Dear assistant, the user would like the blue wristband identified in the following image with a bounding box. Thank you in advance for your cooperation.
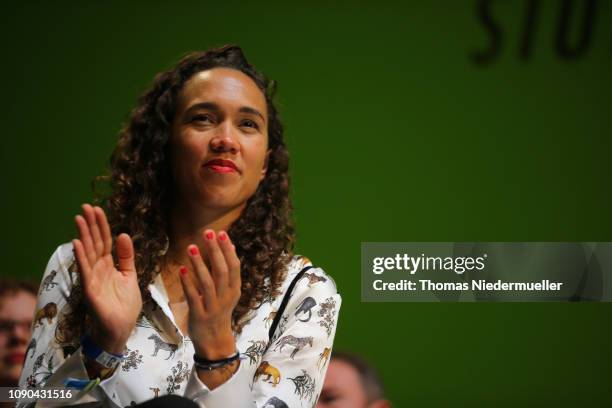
[81,334,124,369]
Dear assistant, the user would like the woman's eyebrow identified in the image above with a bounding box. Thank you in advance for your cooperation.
[185,101,219,114]
[184,102,265,123]
[239,106,266,122]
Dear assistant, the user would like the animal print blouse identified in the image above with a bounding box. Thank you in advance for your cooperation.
[19,243,341,408]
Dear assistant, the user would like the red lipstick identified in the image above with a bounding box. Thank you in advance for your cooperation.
[203,158,238,173]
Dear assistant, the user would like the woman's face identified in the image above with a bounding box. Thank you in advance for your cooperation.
[170,67,269,213]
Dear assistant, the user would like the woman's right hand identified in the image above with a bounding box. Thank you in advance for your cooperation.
[72,204,142,355]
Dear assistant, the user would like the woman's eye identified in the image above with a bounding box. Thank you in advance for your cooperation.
[192,114,213,123]
[241,119,259,130]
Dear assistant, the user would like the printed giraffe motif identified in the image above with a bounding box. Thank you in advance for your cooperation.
[294,297,317,322]
[262,396,289,408]
[254,361,281,387]
[263,309,277,328]
[299,271,327,288]
[147,334,178,359]
[317,347,331,370]
[40,270,59,292]
[289,369,316,402]
[274,335,313,359]
[149,387,160,398]
[34,302,57,327]
[317,297,337,337]
[244,340,268,365]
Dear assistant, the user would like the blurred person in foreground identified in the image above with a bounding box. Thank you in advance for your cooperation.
[317,351,391,408]
[0,279,37,388]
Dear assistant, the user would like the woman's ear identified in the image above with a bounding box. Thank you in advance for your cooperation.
[260,149,271,181]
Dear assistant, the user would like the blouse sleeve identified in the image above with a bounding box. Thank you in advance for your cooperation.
[18,244,122,407]
[252,267,341,408]
[183,266,341,408]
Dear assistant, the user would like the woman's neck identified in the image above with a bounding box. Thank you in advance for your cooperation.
[165,201,246,268]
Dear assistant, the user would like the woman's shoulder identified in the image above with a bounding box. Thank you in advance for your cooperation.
[277,254,339,301]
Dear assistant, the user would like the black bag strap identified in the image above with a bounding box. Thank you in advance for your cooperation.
[268,265,314,341]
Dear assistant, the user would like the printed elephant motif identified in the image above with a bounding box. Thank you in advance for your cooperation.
[294,297,316,322]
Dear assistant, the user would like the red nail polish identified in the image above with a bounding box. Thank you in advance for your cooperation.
[219,231,227,241]
[205,231,214,240]
[179,266,188,275]
[189,246,199,256]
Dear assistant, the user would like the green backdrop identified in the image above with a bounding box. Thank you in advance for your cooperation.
[2,1,611,406]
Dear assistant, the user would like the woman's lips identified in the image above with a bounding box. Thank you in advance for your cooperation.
[203,158,239,173]
[204,164,237,173]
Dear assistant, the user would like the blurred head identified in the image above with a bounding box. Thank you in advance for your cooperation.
[0,280,37,386]
[317,351,391,408]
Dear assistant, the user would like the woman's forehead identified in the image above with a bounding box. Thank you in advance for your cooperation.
[178,68,267,114]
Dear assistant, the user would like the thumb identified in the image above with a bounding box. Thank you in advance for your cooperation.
[116,233,136,275]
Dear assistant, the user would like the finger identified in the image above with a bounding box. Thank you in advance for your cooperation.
[75,214,96,266]
[73,239,93,297]
[83,204,104,257]
[94,206,112,256]
[187,245,215,311]
[116,233,136,275]
[203,230,229,295]
[218,231,241,290]
[179,265,204,316]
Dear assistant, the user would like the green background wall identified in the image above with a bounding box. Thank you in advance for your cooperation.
[2,1,611,406]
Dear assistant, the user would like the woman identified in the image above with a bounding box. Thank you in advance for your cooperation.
[20,45,340,408]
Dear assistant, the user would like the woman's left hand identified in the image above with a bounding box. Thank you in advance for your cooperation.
[179,229,241,361]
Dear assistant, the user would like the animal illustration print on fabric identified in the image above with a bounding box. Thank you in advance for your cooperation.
[289,369,316,402]
[317,347,331,371]
[296,256,312,268]
[122,348,144,372]
[244,340,268,365]
[317,297,337,337]
[148,334,178,359]
[166,360,190,394]
[254,361,281,387]
[262,396,289,408]
[34,302,57,327]
[271,315,290,343]
[273,335,313,359]
[40,270,58,292]
[25,338,36,359]
[25,354,54,389]
[136,313,163,333]
[294,297,316,322]
[264,310,277,328]
[299,271,327,288]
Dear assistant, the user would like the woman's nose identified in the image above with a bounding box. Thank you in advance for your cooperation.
[210,122,240,154]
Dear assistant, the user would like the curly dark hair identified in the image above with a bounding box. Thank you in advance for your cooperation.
[57,44,294,346]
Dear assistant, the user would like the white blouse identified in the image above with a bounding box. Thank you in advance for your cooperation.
[19,243,341,408]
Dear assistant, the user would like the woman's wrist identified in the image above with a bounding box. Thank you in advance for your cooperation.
[193,330,236,360]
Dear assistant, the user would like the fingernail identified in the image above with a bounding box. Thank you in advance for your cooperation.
[189,245,199,256]
[205,231,214,240]
[219,231,227,241]
[179,266,188,276]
